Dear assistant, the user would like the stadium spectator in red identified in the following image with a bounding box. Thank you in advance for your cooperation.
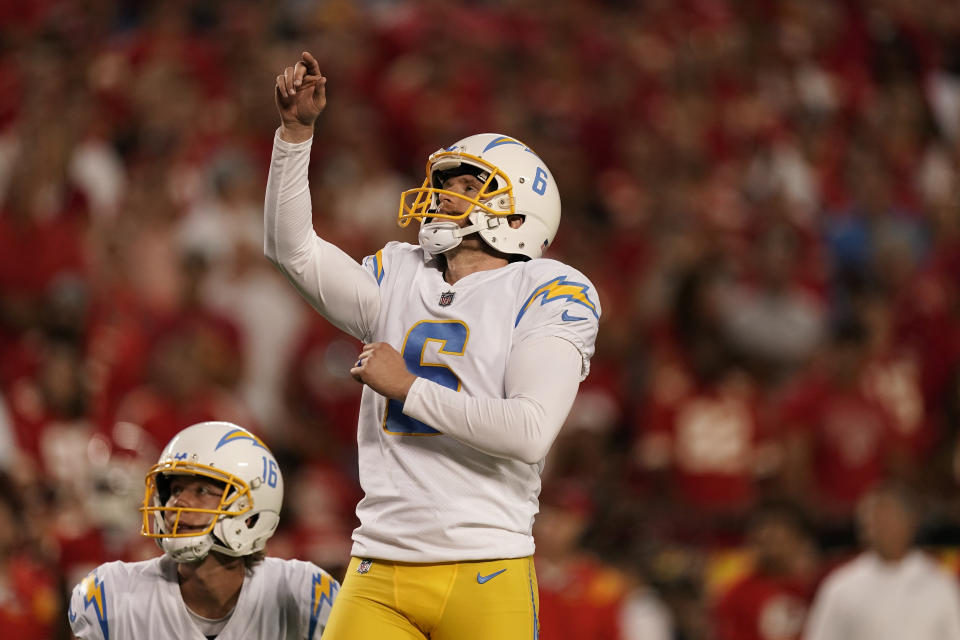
[857,287,936,460]
[0,135,88,368]
[777,318,910,537]
[0,474,62,638]
[633,261,777,541]
[111,315,252,453]
[713,501,820,640]
[535,482,629,640]
[5,337,89,470]
[283,316,363,466]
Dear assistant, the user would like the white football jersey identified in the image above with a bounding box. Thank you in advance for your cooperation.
[68,555,339,640]
[353,241,600,562]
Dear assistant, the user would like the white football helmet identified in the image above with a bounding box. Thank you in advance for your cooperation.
[398,133,561,260]
[140,421,283,563]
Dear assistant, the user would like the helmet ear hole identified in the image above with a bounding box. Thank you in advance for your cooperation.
[506,214,525,229]
[219,510,280,555]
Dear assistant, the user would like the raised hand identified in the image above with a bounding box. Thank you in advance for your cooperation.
[275,51,327,142]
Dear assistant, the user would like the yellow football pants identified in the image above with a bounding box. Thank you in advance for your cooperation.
[322,556,540,639]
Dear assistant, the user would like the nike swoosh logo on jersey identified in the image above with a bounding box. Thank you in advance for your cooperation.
[561,310,587,322]
[477,568,507,584]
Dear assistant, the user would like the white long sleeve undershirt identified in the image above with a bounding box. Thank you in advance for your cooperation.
[264,129,582,465]
[263,131,380,342]
[403,335,583,464]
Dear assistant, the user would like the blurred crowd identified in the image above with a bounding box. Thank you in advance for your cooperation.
[1,0,960,638]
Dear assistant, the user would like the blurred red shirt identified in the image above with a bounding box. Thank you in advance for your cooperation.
[778,375,902,513]
[639,361,770,515]
[0,555,60,640]
[538,557,627,640]
[714,572,815,640]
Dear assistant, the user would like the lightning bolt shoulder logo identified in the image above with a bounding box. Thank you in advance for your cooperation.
[365,249,385,286]
[80,571,109,640]
[308,572,339,640]
[515,276,599,327]
[214,429,268,451]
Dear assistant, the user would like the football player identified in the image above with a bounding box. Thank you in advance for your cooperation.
[68,421,339,639]
[266,52,601,639]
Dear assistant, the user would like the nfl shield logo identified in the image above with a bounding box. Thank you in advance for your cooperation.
[357,559,373,574]
[439,291,455,307]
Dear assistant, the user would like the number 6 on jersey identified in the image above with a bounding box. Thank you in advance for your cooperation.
[382,320,469,435]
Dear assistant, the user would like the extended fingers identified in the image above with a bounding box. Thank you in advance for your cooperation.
[276,66,297,98]
[301,51,321,76]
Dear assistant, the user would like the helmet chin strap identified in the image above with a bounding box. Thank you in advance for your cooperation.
[159,534,214,563]
[419,216,500,256]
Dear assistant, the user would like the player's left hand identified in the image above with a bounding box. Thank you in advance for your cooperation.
[351,342,417,401]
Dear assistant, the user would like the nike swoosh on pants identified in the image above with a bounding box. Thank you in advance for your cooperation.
[476,568,507,584]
